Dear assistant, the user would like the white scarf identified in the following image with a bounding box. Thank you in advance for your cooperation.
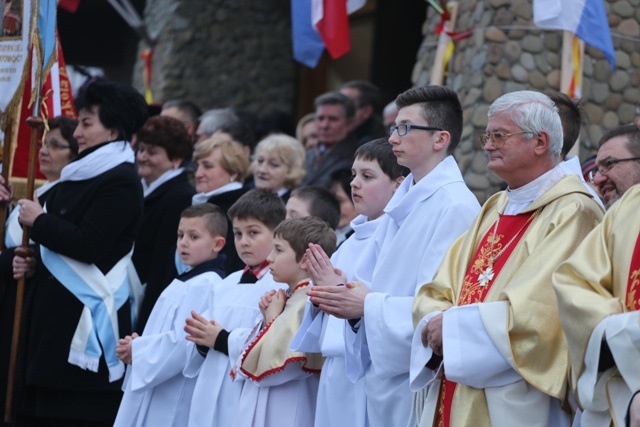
[61,140,134,182]
[191,181,242,205]
[141,167,184,198]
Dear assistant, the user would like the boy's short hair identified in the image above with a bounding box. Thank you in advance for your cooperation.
[181,204,228,238]
[290,187,340,230]
[395,85,463,154]
[274,217,337,263]
[355,138,409,180]
[330,169,352,202]
[227,189,286,230]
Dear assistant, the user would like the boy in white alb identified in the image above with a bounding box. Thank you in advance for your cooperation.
[182,189,288,427]
[114,204,227,427]
[229,217,336,427]
[291,138,409,427]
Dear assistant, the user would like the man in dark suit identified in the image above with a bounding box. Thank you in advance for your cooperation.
[302,92,357,189]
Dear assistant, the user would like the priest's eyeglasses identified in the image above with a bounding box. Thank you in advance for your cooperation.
[479,131,532,149]
[390,124,443,136]
[588,156,640,183]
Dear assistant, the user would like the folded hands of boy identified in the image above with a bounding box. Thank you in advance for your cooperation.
[185,311,223,348]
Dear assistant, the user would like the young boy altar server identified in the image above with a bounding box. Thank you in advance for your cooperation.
[114,203,227,427]
[291,138,408,427]
[232,216,336,427]
[182,189,287,427]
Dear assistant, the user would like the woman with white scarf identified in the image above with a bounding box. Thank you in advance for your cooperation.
[13,81,148,427]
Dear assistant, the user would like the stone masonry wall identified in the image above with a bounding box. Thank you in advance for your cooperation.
[413,0,640,202]
[133,0,295,114]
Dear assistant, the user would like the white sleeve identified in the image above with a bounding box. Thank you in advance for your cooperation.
[442,301,522,389]
[605,311,640,392]
[290,300,324,353]
[363,292,415,379]
[130,327,190,391]
[182,307,212,378]
[130,285,209,391]
[344,318,370,383]
[578,311,640,413]
[409,312,440,392]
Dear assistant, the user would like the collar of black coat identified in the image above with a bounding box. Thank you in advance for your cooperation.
[177,254,227,282]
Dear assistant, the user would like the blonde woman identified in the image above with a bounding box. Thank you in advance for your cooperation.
[251,133,306,203]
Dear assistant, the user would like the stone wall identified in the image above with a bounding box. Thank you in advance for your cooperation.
[413,0,640,202]
[132,0,295,114]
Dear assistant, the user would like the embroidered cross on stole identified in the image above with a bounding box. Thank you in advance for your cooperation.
[626,231,640,311]
[435,211,536,427]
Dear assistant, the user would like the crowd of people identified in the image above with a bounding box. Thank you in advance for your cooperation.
[0,77,639,427]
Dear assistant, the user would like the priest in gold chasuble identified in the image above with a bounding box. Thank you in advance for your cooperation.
[410,91,604,427]
[554,183,640,427]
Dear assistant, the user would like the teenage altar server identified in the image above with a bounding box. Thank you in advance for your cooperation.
[307,85,480,427]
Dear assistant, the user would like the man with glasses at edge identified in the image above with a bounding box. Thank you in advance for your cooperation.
[410,91,603,427]
[307,85,480,427]
[589,124,640,209]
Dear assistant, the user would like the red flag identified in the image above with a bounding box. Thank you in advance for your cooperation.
[58,0,82,13]
[314,0,350,59]
[12,36,75,183]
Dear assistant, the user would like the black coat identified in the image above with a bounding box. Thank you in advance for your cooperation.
[302,136,358,189]
[22,146,143,422]
[207,187,248,274]
[135,172,194,332]
[0,190,56,422]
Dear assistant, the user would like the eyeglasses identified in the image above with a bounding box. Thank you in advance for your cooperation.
[479,131,532,149]
[41,140,71,150]
[389,124,443,136]
[588,156,640,183]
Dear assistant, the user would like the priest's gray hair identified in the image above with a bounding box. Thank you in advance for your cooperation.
[488,91,563,159]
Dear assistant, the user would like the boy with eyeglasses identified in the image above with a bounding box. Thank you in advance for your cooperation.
[306,85,479,427]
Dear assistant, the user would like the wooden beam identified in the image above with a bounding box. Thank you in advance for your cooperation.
[560,30,584,157]
[430,2,459,86]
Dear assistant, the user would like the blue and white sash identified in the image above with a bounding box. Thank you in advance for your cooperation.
[40,246,132,381]
[38,141,137,381]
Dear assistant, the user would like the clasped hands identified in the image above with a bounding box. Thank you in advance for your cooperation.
[304,243,369,320]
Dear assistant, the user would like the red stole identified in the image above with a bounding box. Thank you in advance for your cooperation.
[436,212,536,427]
[626,231,640,311]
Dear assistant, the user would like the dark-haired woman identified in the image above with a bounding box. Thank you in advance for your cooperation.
[14,81,148,426]
[133,115,195,332]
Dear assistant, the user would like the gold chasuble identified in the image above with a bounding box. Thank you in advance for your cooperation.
[413,175,603,427]
[554,184,640,416]
[436,211,538,427]
[236,281,324,381]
